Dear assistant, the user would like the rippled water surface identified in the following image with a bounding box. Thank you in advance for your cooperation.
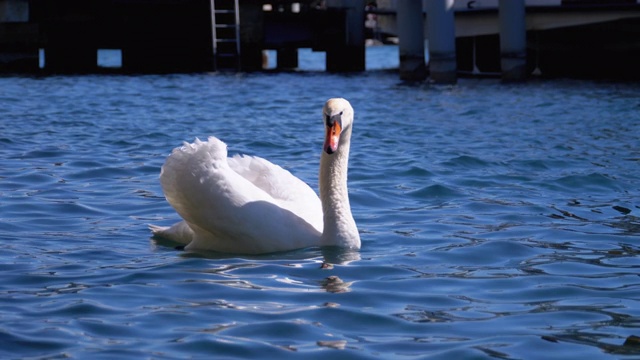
[2,57,640,359]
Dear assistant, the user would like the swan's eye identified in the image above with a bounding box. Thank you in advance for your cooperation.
[325,112,343,128]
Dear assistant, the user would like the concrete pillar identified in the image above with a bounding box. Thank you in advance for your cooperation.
[425,0,457,84]
[499,0,527,81]
[397,0,426,81]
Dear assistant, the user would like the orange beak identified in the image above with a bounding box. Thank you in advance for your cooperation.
[324,118,342,154]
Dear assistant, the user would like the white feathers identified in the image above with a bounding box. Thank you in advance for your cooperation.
[151,99,360,254]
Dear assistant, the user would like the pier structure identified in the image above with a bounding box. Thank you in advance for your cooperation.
[376,0,640,81]
[413,0,529,83]
[260,0,366,72]
[1,0,640,80]
[0,0,367,73]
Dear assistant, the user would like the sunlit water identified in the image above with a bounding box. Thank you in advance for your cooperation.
[1,47,640,359]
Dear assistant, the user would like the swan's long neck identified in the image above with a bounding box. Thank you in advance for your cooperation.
[319,127,360,248]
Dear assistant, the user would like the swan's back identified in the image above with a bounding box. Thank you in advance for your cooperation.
[158,137,322,253]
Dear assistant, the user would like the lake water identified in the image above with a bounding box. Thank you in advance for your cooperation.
[1,46,640,359]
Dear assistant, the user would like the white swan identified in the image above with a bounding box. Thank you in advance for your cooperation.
[150,98,360,254]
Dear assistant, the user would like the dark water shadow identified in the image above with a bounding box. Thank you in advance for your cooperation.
[151,236,360,265]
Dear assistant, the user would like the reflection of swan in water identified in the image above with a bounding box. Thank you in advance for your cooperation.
[150,98,360,255]
[321,275,352,293]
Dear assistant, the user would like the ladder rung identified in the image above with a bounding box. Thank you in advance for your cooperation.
[212,0,240,70]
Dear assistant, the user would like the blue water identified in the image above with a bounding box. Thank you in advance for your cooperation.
[1,48,640,359]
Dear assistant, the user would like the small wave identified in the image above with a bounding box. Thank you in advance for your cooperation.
[407,184,464,199]
[548,172,623,192]
[440,155,491,168]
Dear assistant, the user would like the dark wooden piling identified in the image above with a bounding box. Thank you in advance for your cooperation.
[27,0,215,73]
[31,0,99,73]
[277,47,298,70]
[0,0,39,72]
[117,0,213,73]
[238,1,264,71]
[325,0,365,72]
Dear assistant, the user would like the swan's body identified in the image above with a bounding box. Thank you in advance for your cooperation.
[150,98,360,254]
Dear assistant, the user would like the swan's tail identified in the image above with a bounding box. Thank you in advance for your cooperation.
[148,224,169,236]
[148,221,194,245]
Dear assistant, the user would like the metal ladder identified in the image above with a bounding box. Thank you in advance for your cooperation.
[210,0,241,70]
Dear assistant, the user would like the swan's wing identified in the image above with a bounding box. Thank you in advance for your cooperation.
[227,154,323,231]
[158,137,322,253]
[160,137,273,225]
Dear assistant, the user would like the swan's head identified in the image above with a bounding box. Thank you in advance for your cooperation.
[323,98,354,155]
